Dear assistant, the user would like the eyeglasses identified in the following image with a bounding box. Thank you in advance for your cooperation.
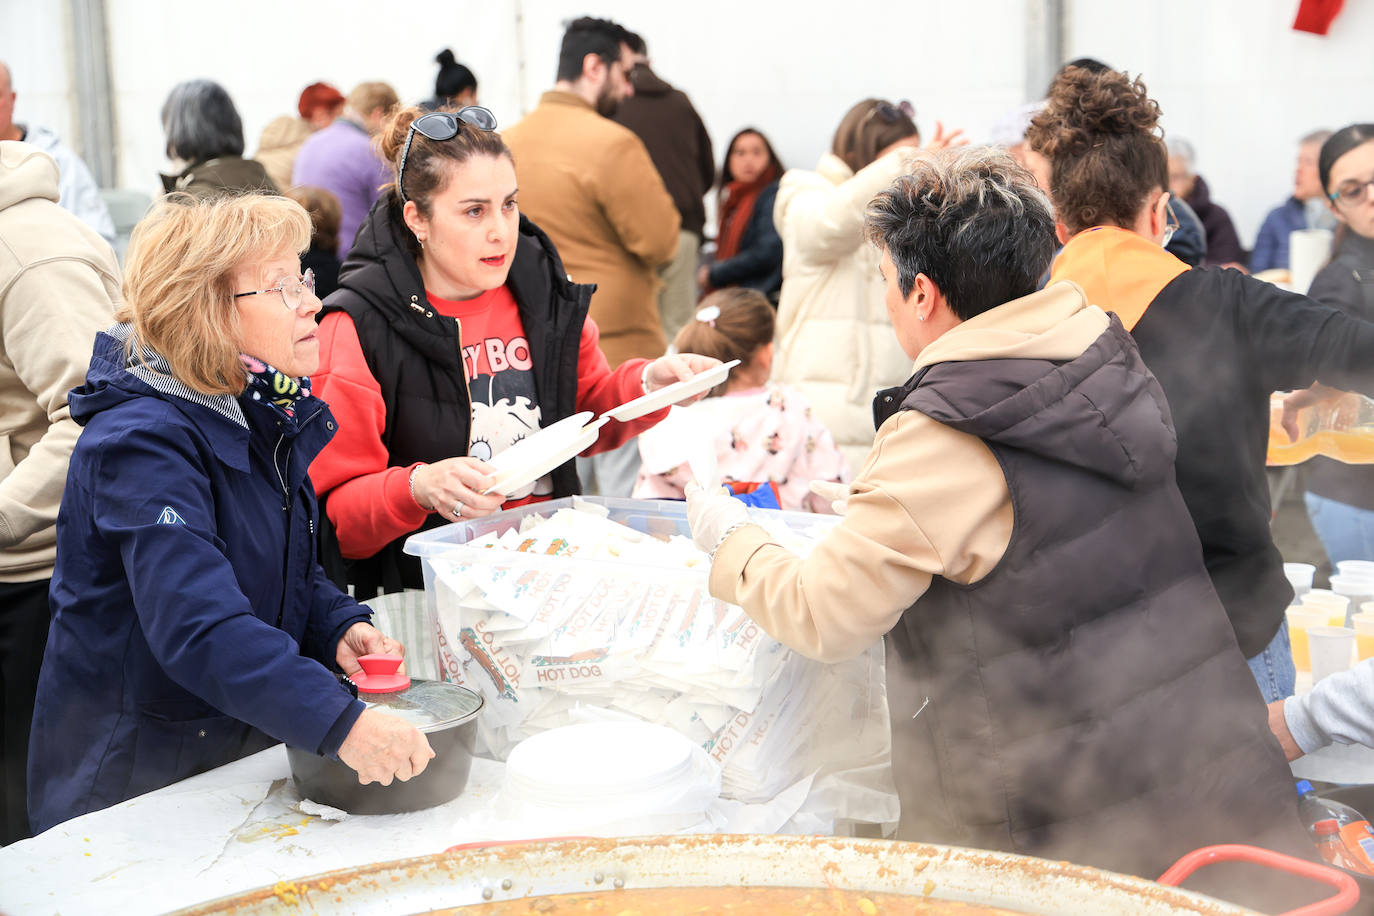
[1329,176,1374,207]
[860,99,916,129]
[233,269,316,311]
[1162,200,1181,248]
[397,107,498,203]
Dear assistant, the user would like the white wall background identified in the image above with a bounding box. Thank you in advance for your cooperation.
[3,0,1371,248]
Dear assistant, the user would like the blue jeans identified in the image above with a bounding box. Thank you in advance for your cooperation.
[1304,491,1374,568]
[1246,618,1296,703]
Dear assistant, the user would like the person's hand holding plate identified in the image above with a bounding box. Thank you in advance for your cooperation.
[411,456,505,522]
[643,353,722,401]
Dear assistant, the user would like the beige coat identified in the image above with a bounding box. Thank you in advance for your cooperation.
[0,142,120,581]
[771,151,925,471]
[503,91,680,368]
[711,283,1108,661]
[254,115,313,192]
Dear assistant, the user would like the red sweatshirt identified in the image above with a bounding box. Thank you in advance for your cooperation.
[310,285,666,559]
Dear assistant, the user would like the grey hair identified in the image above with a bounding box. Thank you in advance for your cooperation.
[1300,129,1333,148]
[863,146,1057,321]
[161,79,244,164]
[1165,137,1196,172]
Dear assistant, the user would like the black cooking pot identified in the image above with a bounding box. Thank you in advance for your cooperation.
[286,655,484,815]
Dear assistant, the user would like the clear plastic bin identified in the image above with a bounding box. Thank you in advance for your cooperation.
[401,496,898,829]
[403,496,839,682]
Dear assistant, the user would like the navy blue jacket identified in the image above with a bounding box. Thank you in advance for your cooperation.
[1251,197,1308,273]
[708,181,783,296]
[28,326,367,833]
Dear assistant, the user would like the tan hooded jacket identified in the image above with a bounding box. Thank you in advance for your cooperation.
[0,141,120,580]
[710,282,1108,660]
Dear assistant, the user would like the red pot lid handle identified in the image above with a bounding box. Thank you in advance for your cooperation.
[353,653,411,694]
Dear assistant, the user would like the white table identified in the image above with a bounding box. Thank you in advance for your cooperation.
[0,743,813,916]
[0,747,512,915]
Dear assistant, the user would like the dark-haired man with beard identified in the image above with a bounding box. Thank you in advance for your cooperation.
[503,16,681,498]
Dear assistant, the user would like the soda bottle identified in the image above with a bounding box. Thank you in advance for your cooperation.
[1295,779,1374,875]
[1314,818,1365,871]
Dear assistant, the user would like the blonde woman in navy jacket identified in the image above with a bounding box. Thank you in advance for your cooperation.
[28,194,431,833]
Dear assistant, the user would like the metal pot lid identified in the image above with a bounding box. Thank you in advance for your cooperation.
[359,678,483,732]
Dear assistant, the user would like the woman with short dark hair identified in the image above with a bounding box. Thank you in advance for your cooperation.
[160,79,277,196]
[685,148,1313,900]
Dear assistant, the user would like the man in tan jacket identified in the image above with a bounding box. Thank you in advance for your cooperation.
[503,16,681,496]
[0,142,118,843]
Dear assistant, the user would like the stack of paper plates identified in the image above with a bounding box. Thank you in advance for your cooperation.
[503,721,720,832]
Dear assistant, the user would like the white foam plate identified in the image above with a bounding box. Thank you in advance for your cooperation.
[505,721,698,799]
[482,412,609,497]
[601,359,741,423]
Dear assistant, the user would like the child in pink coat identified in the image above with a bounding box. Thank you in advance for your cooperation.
[634,289,849,512]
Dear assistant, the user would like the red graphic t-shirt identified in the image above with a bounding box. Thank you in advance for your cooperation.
[309,283,665,561]
[428,286,549,500]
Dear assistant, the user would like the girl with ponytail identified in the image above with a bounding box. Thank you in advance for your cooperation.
[633,288,848,511]
[1028,67,1374,703]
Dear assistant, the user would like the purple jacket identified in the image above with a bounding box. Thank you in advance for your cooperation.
[292,119,392,256]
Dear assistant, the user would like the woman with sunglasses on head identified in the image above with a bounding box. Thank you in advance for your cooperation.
[771,98,963,471]
[1028,70,1374,705]
[1295,125,1374,570]
[28,193,432,833]
[310,106,717,601]
[697,128,785,300]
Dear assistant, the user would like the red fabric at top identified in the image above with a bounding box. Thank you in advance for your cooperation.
[1293,0,1344,34]
[310,292,666,559]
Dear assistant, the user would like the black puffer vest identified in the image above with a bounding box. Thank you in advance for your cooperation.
[876,318,1310,883]
[318,195,593,597]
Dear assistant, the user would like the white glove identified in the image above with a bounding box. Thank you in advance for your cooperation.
[685,481,751,556]
[809,479,850,515]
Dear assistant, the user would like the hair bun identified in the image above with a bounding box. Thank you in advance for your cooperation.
[436,48,457,68]
[378,106,424,165]
[1028,67,1161,160]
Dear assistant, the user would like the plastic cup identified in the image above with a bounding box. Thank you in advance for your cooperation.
[1288,606,1330,672]
[1308,626,1356,684]
[1302,590,1352,626]
[1285,562,1316,598]
[1353,614,1374,662]
[1338,561,1374,579]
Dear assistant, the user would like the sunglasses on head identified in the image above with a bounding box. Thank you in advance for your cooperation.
[863,99,916,128]
[397,106,499,203]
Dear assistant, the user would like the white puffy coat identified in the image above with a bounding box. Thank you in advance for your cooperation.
[771,150,917,470]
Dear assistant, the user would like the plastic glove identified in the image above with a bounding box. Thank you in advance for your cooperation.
[809,479,849,515]
[685,481,751,556]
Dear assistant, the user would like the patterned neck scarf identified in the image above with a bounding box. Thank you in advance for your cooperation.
[239,355,312,431]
